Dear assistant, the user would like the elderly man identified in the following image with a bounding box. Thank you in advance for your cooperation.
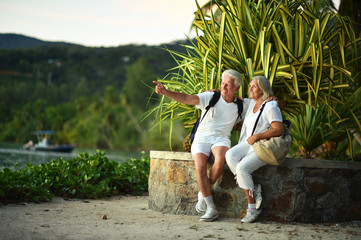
[153,69,247,221]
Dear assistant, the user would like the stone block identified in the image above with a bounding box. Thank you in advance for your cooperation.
[294,193,307,212]
[305,177,329,195]
[264,212,286,222]
[334,176,350,202]
[216,191,235,208]
[149,151,361,223]
[178,185,197,199]
[316,192,339,209]
[347,204,361,220]
[266,191,295,214]
[149,158,158,172]
[280,179,299,191]
[166,162,187,184]
[219,170,237,189]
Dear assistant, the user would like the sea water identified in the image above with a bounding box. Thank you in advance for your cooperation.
[0,142,143,170]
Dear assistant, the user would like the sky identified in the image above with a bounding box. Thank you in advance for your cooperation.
[0,0,340,47]
[0,0,208,47]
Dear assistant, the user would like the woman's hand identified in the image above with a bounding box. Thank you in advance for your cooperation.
[247,134,259,145]
[247,121,284,145]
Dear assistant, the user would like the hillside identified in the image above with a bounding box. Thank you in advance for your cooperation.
[0,33,79,50]
[0,33,191,150]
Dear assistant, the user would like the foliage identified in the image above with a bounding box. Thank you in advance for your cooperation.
[289,85,361,159]
[0,37,191,150]
[1,100,76,144]
[289,104,339,157]
[0,151,150,203]
[123,57,159,111]
[338,0,361,39]
[147,0,361,159]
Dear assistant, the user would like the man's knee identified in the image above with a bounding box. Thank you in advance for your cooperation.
[212,158,225,169]
[194,156,209,175]
[195,163,208,175]
[212,150,227,162]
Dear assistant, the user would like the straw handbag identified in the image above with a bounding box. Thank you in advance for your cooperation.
[251,102,293,165]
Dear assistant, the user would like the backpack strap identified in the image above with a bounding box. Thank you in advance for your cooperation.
[200,91,221,121]
[206,91,221,110]
[234,97,243,120]
[190,91,221,143]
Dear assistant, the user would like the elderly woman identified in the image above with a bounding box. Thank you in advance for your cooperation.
[225,76,284,223]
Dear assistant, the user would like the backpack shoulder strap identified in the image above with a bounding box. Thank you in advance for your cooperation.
[234,97,243,119]
[190,91,220,143]
[200,91,221,121]
[205,91,221,110]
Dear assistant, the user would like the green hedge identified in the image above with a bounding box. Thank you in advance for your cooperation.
[0,150,150,203]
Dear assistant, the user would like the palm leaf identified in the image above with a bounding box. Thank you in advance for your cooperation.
[146,0,359,157]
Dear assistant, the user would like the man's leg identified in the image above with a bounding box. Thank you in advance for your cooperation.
[194,152,219,221]
[197,146,228,222]
[194,146,228,198]
[209,146,229,185]
[194,153,212,197]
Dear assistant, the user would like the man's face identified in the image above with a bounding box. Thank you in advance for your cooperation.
[221,76,239,96]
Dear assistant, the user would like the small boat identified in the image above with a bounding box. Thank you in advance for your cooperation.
[34,144,74,153]
[23,130,74,153]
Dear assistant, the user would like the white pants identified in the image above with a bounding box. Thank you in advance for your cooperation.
[225,141,267,190]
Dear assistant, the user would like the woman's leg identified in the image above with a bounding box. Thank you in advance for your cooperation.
[225,142,250,175]
[235,151,267,223]
[235,151,266,195]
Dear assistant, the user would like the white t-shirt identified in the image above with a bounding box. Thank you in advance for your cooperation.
[238,99,282,142]
[194,92,250,144]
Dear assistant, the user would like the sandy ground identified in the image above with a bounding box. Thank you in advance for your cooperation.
[0,195,360,240]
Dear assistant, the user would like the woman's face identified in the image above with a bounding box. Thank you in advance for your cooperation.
[248,79,263,100]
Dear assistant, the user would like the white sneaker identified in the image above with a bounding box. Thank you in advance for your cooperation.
[255,184,262,209]
[195,192,206,214]
[241,209,262,223]
[200,208,219,222]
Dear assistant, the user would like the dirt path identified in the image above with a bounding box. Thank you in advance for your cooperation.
[0,195,360,240]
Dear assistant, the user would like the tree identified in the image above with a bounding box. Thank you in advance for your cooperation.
[149,0,361,159]
[123,57,157,112]
[339,0,361,38]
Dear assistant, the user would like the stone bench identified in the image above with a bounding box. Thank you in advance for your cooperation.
[148,150,361,223]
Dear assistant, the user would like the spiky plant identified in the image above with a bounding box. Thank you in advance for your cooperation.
[146,0,360,156]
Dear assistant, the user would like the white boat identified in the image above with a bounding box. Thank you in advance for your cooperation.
[23,130,74,153]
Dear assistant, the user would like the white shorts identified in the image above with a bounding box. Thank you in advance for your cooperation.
[191,139,230,158]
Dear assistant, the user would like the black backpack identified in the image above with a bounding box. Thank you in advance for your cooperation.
[190,91,243,143]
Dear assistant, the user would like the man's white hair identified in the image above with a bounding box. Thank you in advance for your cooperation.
[222,69,242,87]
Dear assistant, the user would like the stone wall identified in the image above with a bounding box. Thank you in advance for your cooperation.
[148,151,361,223]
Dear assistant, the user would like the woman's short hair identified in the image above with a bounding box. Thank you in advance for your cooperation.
[252,75,273,100]
[222,69,242,87]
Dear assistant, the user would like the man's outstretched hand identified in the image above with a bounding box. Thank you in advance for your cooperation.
[153,81,167,95]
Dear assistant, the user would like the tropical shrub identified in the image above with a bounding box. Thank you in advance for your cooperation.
[0,151,150,203]
[289,85,361,159]
[148,0,361,159]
